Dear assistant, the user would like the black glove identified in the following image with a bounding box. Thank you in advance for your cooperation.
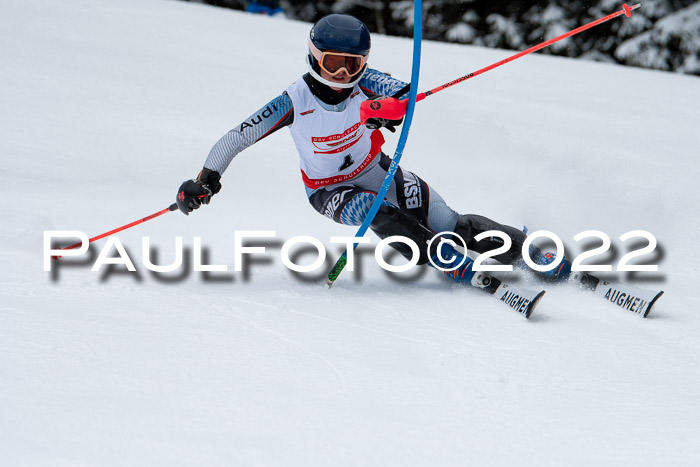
[176,168,222,215]
[365,116,404,132]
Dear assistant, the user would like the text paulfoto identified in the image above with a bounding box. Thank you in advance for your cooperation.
[44,230,660,274]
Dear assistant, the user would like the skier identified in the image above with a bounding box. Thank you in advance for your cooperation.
[175,13,571,286]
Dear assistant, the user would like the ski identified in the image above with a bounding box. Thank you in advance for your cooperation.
[569,271,664,318]
[429,240,545,319]
[472,272,545,319]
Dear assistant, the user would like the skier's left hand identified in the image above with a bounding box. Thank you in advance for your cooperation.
[361,96,406,132]
[365,116,404,133]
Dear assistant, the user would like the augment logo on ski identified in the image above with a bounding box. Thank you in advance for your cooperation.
[603,287,647,313]
[500,290,531,314]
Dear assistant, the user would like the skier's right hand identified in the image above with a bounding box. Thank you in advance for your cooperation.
[176,168,222,215]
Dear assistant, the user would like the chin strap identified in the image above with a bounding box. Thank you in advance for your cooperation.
[305,55,366,89]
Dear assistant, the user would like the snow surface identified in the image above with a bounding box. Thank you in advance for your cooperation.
[2,0,700,465]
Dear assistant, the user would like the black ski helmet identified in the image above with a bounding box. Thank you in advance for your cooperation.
[307,14,371,88]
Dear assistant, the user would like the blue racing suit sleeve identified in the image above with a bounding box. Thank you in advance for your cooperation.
[204,92,294,174]
[358,68,409,98]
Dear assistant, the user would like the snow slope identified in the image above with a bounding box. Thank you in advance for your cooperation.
[1,0,699,465]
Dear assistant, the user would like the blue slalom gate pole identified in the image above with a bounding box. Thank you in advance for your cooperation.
[325,1,423,287]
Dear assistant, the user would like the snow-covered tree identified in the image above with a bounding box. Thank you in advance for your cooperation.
[181,0,700,75]
[616,2,700,74]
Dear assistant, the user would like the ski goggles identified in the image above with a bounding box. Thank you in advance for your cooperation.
[309,40,368,77]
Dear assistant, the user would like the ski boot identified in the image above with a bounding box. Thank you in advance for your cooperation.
[429,241,495,290]
[521,247,572,283]
[568,270,601,291]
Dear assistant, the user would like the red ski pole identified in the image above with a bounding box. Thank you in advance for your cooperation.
[52,203,179,259]
[362,3,641,120]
